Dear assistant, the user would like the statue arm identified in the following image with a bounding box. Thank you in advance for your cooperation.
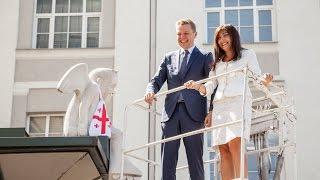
[78,85,100,136]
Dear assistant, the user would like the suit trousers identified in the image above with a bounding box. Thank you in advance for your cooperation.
[161,102,204,180]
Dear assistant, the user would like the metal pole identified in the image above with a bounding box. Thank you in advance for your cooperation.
[240,67,248,179]
[176,159,218,171]
[120,105,130,180]
[131,68,244,105]
[246,143,295,155]
[126,153,160,166]
[125,120,242,154]
[148,0,157,178]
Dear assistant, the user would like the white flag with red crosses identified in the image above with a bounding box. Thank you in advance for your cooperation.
[88,98,112,137]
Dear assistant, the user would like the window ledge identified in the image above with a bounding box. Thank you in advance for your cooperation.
[15,48,115,61]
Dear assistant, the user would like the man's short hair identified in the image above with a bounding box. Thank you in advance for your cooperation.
[176,19,197,33]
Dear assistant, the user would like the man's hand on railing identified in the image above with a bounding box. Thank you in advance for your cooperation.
[205,111,213,127]
[144,92,156,105]
[262,73,273,86]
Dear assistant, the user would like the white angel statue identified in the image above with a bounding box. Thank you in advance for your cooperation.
[57,63,142,179]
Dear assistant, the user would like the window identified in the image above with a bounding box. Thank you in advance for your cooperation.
[205,0,275,44]
[26,113,64,137]
[34,0,102,48]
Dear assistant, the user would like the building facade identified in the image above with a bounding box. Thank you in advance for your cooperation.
[0,0,320,179]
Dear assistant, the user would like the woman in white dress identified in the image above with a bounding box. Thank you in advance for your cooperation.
[184,24,273,180]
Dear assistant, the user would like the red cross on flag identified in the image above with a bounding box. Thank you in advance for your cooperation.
[89,98,112,137]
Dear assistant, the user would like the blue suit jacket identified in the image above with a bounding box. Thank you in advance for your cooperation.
[147,46,213,122]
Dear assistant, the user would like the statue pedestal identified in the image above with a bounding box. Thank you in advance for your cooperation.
[0,132,110,180]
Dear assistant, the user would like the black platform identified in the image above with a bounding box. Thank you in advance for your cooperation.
[0,129,110,180]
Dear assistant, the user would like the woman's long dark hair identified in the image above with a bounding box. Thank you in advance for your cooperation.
[212,24,244,70]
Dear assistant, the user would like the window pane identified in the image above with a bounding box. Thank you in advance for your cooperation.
[55,16,68,32]
[205,0,221,7]
[36,34,49,48]
[248,172,259,180]
[259,26,272,41]
[207,27,215,43]
[70,16,82,32]
[70,0,83,13]
[240,27,254,43]
[54,33,67,48]
[207,12,220,27]
[87,33,99,47]
[206,133,212,147]
[240,9,253,26]
[225,0,238,7]
[49,116,64,133]
[37,18,50,33]
[270,154,277,171]
[240,0,252,6]
[257,0,273,5]
[248,154,258,171]
[86,0,101,12]
[87,17,99,32]
[225,10,238,26]
[259,10,272,25]
[209,152,217,179]
[69,33,82,48]
[36,0,52,13]
[55,0,68,13]
[30,116,46,134]
[268,131,279,146]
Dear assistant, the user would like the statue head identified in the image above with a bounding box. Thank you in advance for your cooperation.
[89,68,118,101]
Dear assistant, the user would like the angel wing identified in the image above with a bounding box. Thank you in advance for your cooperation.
[57,63,90,136]
[57,63,89,94]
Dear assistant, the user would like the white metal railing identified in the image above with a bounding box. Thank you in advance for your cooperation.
[119,66,297,180]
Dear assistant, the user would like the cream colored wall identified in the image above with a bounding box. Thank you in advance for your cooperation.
[0,0,20,128]
[17,0,33,49]
[14,49,114,82]
[101,0,115,48]
[113,0,150,179]
[277,0,320,179]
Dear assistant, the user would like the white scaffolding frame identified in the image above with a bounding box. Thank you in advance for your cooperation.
[119,66,297,180]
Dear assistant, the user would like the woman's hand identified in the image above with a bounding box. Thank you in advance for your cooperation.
[184,80,200,90]
[204,111,213,127]
[262,73,273,86]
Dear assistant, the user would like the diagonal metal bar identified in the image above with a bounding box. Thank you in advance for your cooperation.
[126,153,160,166]
[57,152,89,180]
[124,120,242,154]
[131,68,244,105]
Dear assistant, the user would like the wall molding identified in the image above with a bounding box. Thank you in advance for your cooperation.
[14,81,58,96]
[15,48,114,61]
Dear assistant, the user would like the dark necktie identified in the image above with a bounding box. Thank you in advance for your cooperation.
[180,50,189,75]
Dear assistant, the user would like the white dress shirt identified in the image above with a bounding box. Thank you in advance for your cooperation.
[179,45,195,66]
[204,49,262,101]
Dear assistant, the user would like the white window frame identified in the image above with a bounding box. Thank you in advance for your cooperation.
[32,0,103,48]
[26,113,65,137]
[204,0,277,44]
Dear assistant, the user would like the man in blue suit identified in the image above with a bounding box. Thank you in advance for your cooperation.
[145,19,213,180]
